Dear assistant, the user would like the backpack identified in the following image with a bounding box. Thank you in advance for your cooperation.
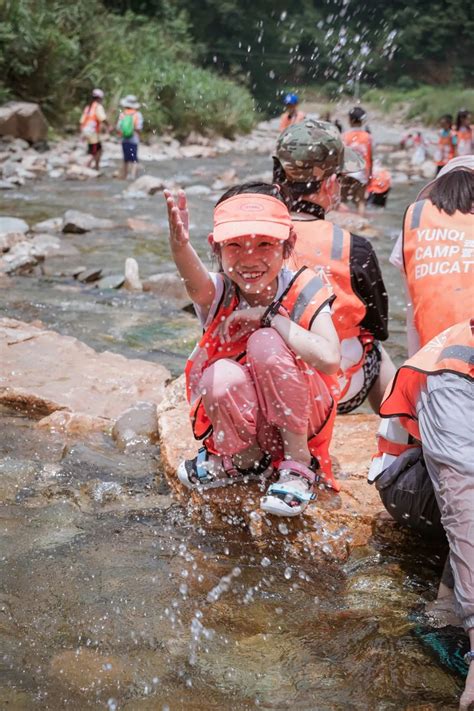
[119,113,135,139]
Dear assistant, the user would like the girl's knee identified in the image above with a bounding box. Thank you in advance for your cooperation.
[200,359,249,402]
[247,328,288,367]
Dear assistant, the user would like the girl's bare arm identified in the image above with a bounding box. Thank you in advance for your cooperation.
[271,311,341,374]
[163,189,215,309]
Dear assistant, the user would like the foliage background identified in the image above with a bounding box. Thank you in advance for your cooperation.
[0,0,472,136]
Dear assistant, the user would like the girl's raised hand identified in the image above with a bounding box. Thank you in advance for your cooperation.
[164,189,189,249]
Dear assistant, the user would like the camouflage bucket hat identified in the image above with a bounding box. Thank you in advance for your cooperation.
[275,118,365,182]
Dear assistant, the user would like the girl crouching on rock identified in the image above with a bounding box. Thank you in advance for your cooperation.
[164,183,341,517]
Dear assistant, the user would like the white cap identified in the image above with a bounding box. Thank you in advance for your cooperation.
[417,155,474,200]
[92,88,104,99]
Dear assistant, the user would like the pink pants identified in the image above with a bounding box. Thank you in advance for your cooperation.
[199,328,332,458]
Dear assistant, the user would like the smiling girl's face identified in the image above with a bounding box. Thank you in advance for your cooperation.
[219,234,285,303]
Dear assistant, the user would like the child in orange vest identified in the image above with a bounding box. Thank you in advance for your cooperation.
[341,106,373,216]
[455,109,473,157]
[164,183,341,517]
[434,114,457,174]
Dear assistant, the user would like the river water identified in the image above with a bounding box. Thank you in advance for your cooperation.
[0,142,464,709]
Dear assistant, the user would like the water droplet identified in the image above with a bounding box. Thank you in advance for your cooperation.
[284,567,293,580]
[261,557,271,568]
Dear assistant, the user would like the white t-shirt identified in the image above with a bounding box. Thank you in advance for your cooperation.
[195,267,330,328]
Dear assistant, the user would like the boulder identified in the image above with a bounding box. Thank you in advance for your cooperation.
[30,233,79,259]
[180,144,217,159]
[112,401,158,450]
[123,257,142,291]
[124,174,165,197]
[157,377,385,561]
[0,217,29,235]
[142,272,190,306]
[0,251,38,274]
[32,217,63,234]
[0,232,26,253]
[126,217,160,233]
[65,164,101,180]
[62,210,114,234]
[0,102,48,143]
[421,160,436,180]
[0,318,171,434]
[96,274,125,290]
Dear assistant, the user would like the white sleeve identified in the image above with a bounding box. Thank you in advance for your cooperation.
[193,273,224,328]
[390,232,404,271]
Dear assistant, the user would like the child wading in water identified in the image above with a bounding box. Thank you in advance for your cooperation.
[164,183,341,517]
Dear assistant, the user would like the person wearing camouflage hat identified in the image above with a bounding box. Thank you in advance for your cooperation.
[273,118,395,414]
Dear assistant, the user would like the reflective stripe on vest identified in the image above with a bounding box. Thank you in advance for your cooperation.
[402,200,474,347]
[379,319,474,442]
[289,220,366,340]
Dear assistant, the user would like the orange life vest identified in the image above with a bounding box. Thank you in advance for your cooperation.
[288,219,373,399]
[402,199,474,346]
[436,130,456,166]
[342,129,372,181]
[368,319,473,481]
[80,101,101,136]
[279,110,306,133]
[367,168,391,195]
[185,267,341,490]
[380,319,474,441]
[456,126,473,156]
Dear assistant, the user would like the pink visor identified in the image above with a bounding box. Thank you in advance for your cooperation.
[213,193,292,243]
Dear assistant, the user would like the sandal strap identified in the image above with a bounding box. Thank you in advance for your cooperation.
[221,455,240,479]
[266,481,316,504]
[278,459,317,484]
[195,447,213,482]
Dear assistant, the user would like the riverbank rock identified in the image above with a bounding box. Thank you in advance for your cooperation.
[142,272,191,307]
[0,318,171,434]
[0,216,29,235]
[157,377,385,561]
[66,164,101,180]
[62,210,114,234]
[112,401,158,450]
[0,102,48,143]
[124,174,165,196]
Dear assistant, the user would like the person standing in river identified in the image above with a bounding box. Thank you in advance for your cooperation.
[279,93,305,133]
[164,183,342,517]
[434,114,457,175]
[116,95,143,180]
[273,118,395,414]
[79,88,108,171]
[341,106,373,216]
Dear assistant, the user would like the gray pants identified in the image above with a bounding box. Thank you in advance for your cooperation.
[376,372,474,629]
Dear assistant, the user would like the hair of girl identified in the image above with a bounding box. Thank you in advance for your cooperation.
[429,169,474,216]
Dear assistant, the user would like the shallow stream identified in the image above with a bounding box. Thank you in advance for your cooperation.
[0,140,464,709]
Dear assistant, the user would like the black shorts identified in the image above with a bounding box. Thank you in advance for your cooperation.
[87,142,102,156]
[367,190,390,207]
[337,342,381,414]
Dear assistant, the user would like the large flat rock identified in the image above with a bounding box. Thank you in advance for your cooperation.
[157,375,385,560]
[0,319,171,433]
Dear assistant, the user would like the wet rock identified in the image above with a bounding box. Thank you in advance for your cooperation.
[157,378,385,561]
[49,648,135,693]
[180,144,217,159]
[77,267,102,283]
[0,101,48,143]
[124,174,165,196]
[142,272,190,306]
[123,257,142,291]
[185,184,212,196]
[0,232,26,252]
[32,216,63,233]
[65,164,101,180]
[421,160,436,180]
[62,210,114,233]
[0,179,14,189]
[212,168,238,191]
[83,479,124,504]
[0,318,171,433]
[30,233,79,259]
[112,401,158,450]
[0,250,38,274]
[0,216,29,234]
[392,172,409,184]
[126,217,160,233]
[96,274,125,290]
